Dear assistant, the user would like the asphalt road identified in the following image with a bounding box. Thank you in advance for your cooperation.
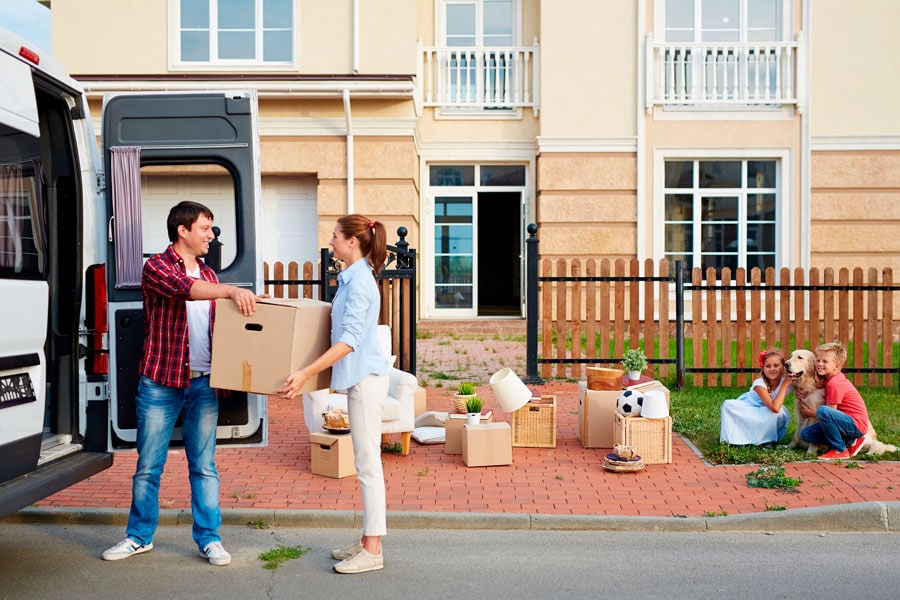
[1,522,898,599]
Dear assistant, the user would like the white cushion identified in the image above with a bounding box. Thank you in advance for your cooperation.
[412,426,445,444]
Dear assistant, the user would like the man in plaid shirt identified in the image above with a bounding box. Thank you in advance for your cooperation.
[103,201,262,566]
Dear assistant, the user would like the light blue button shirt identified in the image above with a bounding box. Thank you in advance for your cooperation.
[330,258,388,390]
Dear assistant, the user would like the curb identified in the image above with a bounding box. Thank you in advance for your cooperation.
[6,502,900,533]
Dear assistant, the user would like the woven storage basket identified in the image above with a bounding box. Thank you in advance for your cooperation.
[453,394,474,413]
[511,395,557,448]
[613,413,672,464]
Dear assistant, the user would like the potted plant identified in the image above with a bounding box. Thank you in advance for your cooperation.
[453,381,477,413]
[622,348,648,381]
[465,395,484,427]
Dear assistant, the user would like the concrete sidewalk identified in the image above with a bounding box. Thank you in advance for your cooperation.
[9,331,900,533]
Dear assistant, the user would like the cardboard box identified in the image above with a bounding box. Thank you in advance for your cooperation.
[414,386,427,418]
[577,381,619,449]
[444,410,493,455]
[309,432,356,478]
[462,422,512,467]
[210,298,332,395]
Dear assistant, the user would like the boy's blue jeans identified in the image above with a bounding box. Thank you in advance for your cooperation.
[800,405,863,452]
[126,376,221,550]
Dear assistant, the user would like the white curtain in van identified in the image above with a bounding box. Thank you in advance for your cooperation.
[0,163,24,271]
[111,146,142,288]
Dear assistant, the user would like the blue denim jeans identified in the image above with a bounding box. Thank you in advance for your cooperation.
[800,405,863,452]
[126,376,221,550]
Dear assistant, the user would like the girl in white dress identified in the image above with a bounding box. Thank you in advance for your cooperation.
[720,349,792,446]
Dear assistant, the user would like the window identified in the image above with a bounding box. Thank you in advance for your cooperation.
[663,159,777,276]
[659,0,788,104]
[441,0,516,110]
[0,125,45,279]
[176,0,293,66]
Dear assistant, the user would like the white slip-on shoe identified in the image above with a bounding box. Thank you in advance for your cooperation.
[333,548,383,574]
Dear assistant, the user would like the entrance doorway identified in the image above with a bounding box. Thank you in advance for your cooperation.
[477,191,521,315]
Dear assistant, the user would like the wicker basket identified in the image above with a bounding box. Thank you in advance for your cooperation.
[613,413,672,464]
[511,395,557,448]
[453,394,475,413]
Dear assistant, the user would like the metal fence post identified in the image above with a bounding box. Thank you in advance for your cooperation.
[524,223,544,384]
[675,260,685,390]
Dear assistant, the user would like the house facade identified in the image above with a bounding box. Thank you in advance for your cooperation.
[49,0,900,320]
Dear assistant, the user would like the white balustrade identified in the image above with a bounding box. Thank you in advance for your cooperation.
[418,39,540,115]
[647,39,799,111]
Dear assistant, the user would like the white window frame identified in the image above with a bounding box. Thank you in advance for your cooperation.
[652,148,792,277]
[655,0,790,44]
[168,0,298,71]
[433,0,523,119]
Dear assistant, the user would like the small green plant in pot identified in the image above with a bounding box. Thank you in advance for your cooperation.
[465,395,484,426]
[622,348,648,381]
[454,381,477,412]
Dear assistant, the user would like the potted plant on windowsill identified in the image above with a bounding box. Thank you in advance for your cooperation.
[622,348,648,382]
[465,395,484,427]
[453,381,477,413]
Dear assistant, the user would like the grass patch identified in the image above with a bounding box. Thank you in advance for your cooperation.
[259,545,309,570]
[745,466,802,492]
[668,382,900,465]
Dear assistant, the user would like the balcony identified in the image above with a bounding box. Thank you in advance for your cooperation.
[417,39,540,116]
[645,34,803,113]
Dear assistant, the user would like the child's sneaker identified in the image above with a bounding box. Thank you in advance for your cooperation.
[847,436,866,457]
[819,449,850,460]
[102,538,153,561]
[201,541,232,566]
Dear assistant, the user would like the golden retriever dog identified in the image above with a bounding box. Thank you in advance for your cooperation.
[784,349,897,456]
[784,349,825,454]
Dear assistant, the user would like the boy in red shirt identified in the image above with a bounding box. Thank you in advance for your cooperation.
[798,342,868,459]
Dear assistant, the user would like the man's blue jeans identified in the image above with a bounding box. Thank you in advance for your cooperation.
[126,376,221,550]
[800,405,863,452]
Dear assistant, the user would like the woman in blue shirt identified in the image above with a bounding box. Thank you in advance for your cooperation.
[278,214,389,574]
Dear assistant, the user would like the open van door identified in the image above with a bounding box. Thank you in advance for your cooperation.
[101,91,266,448]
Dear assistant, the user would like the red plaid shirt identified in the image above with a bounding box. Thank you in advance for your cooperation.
[139,245,217,388]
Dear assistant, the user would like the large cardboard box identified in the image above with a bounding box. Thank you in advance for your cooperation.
[462,422,512,467]
[577,381,619,449]
[309,432,356,478]
[210,298,332,395]
[444,410,493,455]
[414,386,427,418]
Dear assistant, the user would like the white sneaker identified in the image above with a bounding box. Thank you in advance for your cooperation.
[333,548,383,574]
[102,538,153,561]
[201,541,232,566]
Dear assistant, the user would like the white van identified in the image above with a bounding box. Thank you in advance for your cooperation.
[0,27,267,518]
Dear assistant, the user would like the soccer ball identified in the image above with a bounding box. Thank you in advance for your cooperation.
[616,389,644,417]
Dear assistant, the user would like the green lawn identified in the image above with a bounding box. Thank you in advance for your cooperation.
[665,381,900,465]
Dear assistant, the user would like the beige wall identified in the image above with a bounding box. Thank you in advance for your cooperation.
[538,0,636,138]
[810,151,900,270]
[53,0,417,76]
[811,0,900,137]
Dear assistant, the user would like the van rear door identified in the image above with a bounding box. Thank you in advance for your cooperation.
[101,91,266,448]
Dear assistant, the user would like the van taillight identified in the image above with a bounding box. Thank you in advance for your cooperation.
[85,264,108,375]
[18,46,40,65]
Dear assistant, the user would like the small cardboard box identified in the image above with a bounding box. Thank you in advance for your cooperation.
[577,381,619,449]
[309,432,356,478]
[462,422,512,467]
[210,298,332,395]
[414,386,427,418]
[444,410,493,455]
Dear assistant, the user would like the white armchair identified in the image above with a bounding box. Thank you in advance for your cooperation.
[302,325,418,455]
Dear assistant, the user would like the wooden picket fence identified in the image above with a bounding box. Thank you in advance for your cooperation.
[535,258,899,388]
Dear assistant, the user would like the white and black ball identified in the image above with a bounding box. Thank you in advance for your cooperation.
[616,389,644,417]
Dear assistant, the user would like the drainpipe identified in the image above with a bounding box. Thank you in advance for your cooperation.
[343,88,354,213]
[352,0,360,74]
